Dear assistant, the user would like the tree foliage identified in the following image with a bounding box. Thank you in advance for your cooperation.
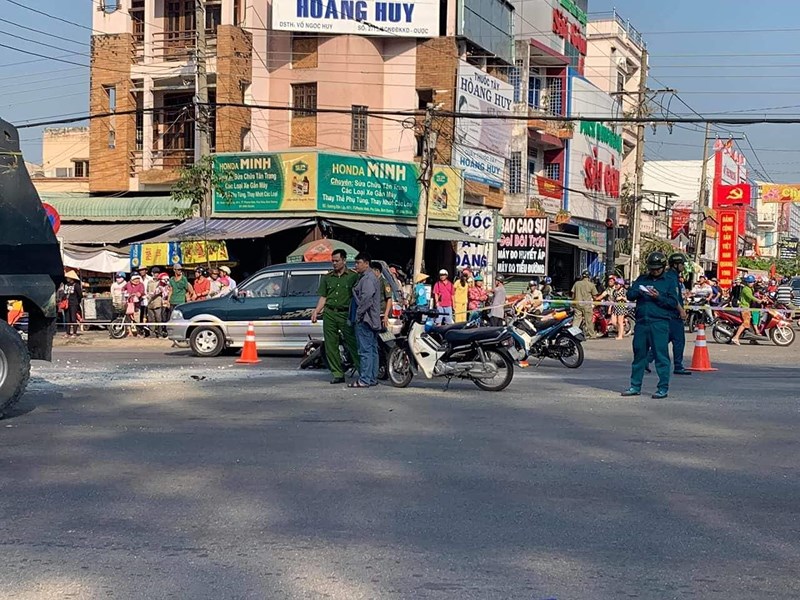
[171,155,233,219]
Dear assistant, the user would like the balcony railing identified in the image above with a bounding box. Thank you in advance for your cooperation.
[589,9,646,49]
[130,149,194,177]
[151,30,217,61]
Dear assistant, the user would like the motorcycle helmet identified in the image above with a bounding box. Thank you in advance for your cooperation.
[544,277,552,285]
[668,252,686,267]
[116,271,126,279]
[744,275,756,284]
[646,251,668,270]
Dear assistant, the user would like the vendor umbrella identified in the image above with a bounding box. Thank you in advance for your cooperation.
[287,239,359,263]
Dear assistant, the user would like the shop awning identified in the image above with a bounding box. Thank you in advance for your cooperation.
[327,219,485,243]
[40,193,193,221]
[142,218,314,242]
[63,245,130,273]
[550,233,605,254]
[58,222,172,244]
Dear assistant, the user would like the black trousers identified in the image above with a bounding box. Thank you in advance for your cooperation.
[66,304,79,335]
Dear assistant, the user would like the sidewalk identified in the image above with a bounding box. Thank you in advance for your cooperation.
[54,330,178,349]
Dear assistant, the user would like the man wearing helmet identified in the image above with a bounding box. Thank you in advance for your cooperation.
[622,251,681,399]
[731,275,757,345]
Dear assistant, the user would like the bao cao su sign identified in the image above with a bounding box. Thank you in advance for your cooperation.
[497,217,549,276]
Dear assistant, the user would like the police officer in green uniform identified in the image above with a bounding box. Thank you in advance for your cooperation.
[622,251,680,399]
[648,253,692,375]
[311,248,360,384]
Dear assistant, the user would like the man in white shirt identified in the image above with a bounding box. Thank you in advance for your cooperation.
[691,275,714,324]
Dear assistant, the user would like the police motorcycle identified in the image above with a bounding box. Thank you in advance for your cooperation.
[386,308,515,392]
[508,308,586,368]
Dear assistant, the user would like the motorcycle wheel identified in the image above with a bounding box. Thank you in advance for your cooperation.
[686,313,696,333]
[556,336,584,369]
[712,323,734,344]
[387,346,413,388]
[108,316,127,340]
[770,325,796,347]
[377,346,388,380]
[299,346,323,369]
[472,349,514,392]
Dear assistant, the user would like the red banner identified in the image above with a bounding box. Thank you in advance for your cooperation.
[671,208,691,239]
[717,209,739,289]
[536,176,563,199]
[715,183,751,206]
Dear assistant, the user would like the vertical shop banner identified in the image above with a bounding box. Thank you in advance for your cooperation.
[429,166,464,222]
[497,217,549,276]
[455,209,495,272]
[671,207,692,239]
[716,209,739,289]
[453,62,513,186]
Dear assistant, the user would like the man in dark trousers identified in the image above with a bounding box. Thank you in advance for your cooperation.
[350,252,382,388]
[622,251,681,399]
[311,248,360,384]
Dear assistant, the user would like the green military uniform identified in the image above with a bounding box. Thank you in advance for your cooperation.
[571,277,598,337]
[626,270,680,395]
[318,269,360,378]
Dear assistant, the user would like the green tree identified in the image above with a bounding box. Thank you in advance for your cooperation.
[171,155,234,266]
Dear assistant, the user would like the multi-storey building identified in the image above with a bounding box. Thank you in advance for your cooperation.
[585,9,647,186]
[30,128,90,194]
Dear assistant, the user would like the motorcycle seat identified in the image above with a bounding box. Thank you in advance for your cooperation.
[533,317,559,331]
[428,322,468,336]
[444,327,506,345]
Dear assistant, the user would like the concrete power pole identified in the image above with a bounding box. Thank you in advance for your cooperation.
[629,47,648,279]
[692,121,712,266]
[194,0,210,163]
[413,105,437,278]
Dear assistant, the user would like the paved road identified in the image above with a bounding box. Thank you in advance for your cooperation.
[1,335,799,599]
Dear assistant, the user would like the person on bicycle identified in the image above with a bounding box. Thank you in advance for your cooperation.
[110,272,127,319]
[124,273,146,336]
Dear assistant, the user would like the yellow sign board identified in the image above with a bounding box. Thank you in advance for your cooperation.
[181,241,229,265]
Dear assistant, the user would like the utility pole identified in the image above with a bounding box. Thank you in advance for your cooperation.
[629,46,648,280]
[692,121,712,266]
[413,105,436,277]
[194,0,210,163]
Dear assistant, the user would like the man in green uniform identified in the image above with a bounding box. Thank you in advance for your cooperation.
[622,251,680,399]
[571,270,598,338]
[311,248,360,384]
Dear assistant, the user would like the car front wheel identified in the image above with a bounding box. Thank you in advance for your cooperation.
[189,326,225,357]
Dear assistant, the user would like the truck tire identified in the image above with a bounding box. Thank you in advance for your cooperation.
[0,320,31,417]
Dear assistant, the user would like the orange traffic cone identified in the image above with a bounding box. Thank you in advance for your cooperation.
[236,322,261,364]
[687,324,717,372]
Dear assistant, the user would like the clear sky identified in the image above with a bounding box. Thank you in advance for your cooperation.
[1,0,798,182]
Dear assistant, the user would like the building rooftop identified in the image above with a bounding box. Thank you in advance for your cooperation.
[588,9,646,49]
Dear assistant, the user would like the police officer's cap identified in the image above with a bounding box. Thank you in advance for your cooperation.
[646,251,668,269]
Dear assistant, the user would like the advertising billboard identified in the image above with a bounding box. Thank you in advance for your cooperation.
[454,209,496,277]
[453,62,513,187]
[760,183,800,203]
[497,217,549,276]
[566,76,622,222]
[716,209,739,289]
[272,0,440,37]
[213,152,462,221]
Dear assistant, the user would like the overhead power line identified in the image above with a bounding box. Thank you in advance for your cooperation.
[1,0,96,33]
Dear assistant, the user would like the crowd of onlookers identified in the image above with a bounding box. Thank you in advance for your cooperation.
[57,264,237,338]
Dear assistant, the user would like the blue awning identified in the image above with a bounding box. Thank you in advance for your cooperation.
[142,218,314,242]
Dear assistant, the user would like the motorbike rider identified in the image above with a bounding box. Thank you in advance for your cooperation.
[516,279,544,315]
[690,275,715,326]
[541,277,553,300]
[622,251,681,399]
[731,275,757,345]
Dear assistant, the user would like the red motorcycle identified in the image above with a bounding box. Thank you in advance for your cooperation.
[711,303,795,346]
[592,305,632,337]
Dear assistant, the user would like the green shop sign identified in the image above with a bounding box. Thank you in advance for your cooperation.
[560,0,587,25]
[213,151,462,221]
[579,121,623,154]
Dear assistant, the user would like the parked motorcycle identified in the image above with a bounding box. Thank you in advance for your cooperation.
[711,305,795,346]
[300,334,390,380]
[592,305,632,337]
[387,309,515,391]
[509,309,586,368]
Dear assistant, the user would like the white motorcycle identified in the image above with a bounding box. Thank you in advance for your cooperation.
[387,309,515,392]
